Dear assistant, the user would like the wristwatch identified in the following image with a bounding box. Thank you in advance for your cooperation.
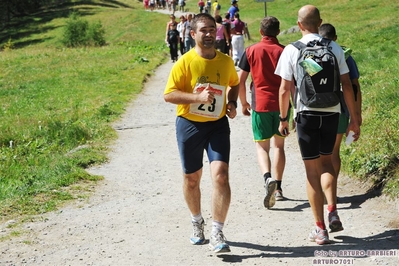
[228,100,237,108]
[279,115,288,122]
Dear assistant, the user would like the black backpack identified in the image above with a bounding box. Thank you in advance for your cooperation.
[292,38,341,108]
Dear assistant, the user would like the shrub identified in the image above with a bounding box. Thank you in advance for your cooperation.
[87,21,106,46]
[62,12,105,47]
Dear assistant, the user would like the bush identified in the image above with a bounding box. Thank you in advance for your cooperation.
[87,21,106,46]
[62,12,105,47]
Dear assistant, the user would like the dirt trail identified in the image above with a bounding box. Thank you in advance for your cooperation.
[1,56,399,266]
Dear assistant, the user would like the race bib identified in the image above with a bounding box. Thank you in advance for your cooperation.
[189,83,226,118]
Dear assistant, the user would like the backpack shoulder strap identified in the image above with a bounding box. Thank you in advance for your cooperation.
[290,41,306,109]
[291,41,306,50]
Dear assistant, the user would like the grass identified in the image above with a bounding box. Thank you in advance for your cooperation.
[0,0,398,223]
[0,0,169,221]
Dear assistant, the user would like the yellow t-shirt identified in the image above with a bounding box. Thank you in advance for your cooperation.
[164,49,239,122]
[212,2,219,11]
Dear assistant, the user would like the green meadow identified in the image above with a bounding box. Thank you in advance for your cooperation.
[0,0,398,222]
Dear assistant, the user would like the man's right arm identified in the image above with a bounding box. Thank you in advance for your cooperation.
[347,56,362,126]
[164,85,215,105]
[238,70,250,116]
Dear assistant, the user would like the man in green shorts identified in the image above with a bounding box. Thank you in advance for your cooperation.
[238,16,291,208]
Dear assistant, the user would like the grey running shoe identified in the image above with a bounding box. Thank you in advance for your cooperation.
[309,227,331,245]
[264,178,277,209]
[328,210,344,232]
[209,231,231,253]
[190,221,205,245]
[274,190,284,201]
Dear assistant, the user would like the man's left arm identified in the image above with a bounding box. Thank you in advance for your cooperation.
[278,79,292,136]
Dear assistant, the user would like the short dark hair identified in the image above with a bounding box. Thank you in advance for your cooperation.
[319,23,336,40]
[191,13,216,32]
[214,15,222,24]
[260,16,280,37]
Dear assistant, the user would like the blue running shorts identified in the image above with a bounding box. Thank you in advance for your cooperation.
[176,116,231,174]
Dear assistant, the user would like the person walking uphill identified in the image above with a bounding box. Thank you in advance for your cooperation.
[237,16,289,209]
[165,14,177,40]
[214,15,229,53]
[319,22,363,180]
[231,13,246,66]
[183,13,195,53]
[166,22,180,62]
[319,23,362,233]
[275,5,360,245]
[228,0,239,21]
[177,15,186,56]
[163,13,240,253]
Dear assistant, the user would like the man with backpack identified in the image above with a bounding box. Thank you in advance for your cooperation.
[212,0,221,17]
[275,5,360,245]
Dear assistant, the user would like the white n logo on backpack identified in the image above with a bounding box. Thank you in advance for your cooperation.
[320,78,328,85]
[292,38,341,108]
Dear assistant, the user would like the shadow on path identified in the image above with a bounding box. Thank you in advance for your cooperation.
[338,186,382,210]
[219,229,399,263]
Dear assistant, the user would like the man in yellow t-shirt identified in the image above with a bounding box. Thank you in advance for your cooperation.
[164,13,239,254]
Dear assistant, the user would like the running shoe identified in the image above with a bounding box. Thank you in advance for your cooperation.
[209,231,231,253]
[275,190,284,201]
[328,210,344,232]
[309,227,331,245]
[264,178,277,209]
[190,221,205,245]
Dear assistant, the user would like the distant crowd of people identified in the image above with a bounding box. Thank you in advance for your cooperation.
[165,0,249,64]
[143,0,186,13]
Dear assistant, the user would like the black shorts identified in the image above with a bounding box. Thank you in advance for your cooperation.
[176,116,230,174]
[295,112,339,160]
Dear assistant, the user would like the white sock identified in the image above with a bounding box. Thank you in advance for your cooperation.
[191,213,203,224]
[211,221,224,235]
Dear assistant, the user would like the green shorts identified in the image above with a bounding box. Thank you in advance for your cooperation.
[337,113,349,134]
[252,110,290,141]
